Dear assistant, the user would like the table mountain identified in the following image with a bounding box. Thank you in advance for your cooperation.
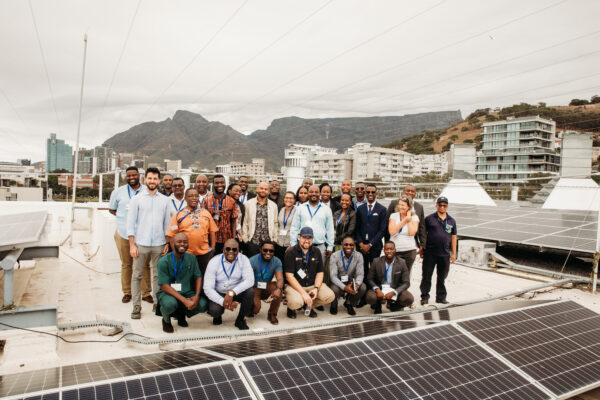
[104,109,462,170]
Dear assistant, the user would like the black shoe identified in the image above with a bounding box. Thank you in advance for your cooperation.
[177,315,188,327]
[213,316,222,325]
[316,306,324,311]
[235,319,249,330]
[162,319,174,333]
[421,298,429,306]
[374,303,382,314]
[309,309,317,318]
[437,299,449,304]
[345,304,356,316]
[247,312,254,318]
[287,308,297,319]
[330,302,338,315]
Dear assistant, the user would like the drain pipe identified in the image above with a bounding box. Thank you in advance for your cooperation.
[1,248,24,308]
[57,278,580,345]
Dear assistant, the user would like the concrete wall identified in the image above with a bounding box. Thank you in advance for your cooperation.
[560,133,593,178]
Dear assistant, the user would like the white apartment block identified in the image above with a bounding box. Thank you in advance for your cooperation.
[216,158,265,176]
[411,152,449,176]
[284,144,338,191]
[309,154,353,181]
[348,143,413,181]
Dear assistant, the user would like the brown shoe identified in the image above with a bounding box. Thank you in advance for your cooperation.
[122,294,132,303]
[267,314,279,325]
[142,295,153,303]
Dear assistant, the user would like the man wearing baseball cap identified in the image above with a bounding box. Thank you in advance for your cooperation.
[419,196,457,305]
[283,226,334,319]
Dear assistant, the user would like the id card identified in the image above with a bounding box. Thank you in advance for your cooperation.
[171,283,182,291]
[279,229,287,236]
[381,284,393,295]
[257,281,267,289]
[341,275,349,283]
[297,269,307,279]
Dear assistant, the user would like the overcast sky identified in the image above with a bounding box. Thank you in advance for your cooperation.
[1,0,599,162]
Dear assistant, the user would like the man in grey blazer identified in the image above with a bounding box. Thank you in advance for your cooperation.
[366,241,414,314]
[386,185,426,256]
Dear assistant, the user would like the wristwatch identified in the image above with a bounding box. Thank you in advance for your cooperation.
[227,290,235,297]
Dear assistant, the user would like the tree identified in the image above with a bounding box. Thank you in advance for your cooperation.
[591,95,600,104]
[463,139,474,144]
[569,98,589,106]
[449,134,459,142]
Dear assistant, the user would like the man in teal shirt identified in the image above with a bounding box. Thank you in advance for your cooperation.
[248,240,284,325]
[156,233,207,333]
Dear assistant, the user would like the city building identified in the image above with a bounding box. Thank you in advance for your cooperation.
[309,154,353,182]
[0,162,41,187]
[215,159,265,176]
[411,152,449,176]
[283,144,337,191]
[46,133,73,172]
[164,159,182,172]
[476,115,560,182]
[58,174,95,189]
[348,143,413,181]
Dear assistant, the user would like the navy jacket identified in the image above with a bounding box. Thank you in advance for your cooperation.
[355,201,387,251]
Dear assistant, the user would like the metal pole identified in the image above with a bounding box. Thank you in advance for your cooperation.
[98,173,103,203]
[594,207,600,293]
[114,168,120,191]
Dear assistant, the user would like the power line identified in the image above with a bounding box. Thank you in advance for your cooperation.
[137,0,250,122]
[92,0,142,138]
[192,0,335,104]
[27,0,61,134]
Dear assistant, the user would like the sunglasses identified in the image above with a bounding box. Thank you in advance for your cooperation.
[365,190,376,194]
[356,187,365,191]
[261,248,275,253]
[224,247,239,252]
[342,243,355,247]
[173,184,184,188]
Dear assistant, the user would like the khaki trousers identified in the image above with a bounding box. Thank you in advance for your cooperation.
[114,231,151,297]
[285,283,335,311]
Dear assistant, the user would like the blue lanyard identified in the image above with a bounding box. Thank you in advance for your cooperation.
[258,256,270,280]
[282,206,294,228]
[213,195,225,212]
[172,198,185,212]
[307,204,321,219]
[172,253,184,281]
[127,185,140,199]
[385,261,393,284]
[336,210,345,226]
[303,250,310,267]
[341,250,353,272]
[221,255,237,280]
[241,192,247,203]
[177,208,196,224]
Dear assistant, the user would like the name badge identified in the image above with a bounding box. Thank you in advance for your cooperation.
[171,283,182,291]
[279,229,287,236]
[297,269,307,279]
[381,284,393,294]
[257,281,267,289]
[341,275,348,283]
[213,214,220,221]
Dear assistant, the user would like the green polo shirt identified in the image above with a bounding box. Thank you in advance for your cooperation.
[157,252,202,297]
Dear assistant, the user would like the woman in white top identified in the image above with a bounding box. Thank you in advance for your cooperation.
[276,191,297,261]
[388,195,419,273]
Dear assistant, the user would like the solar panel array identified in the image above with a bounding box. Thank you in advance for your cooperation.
[422,203,598,253]
[7,300,600,400]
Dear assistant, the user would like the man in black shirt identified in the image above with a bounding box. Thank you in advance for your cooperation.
[420,197,457,305]
[284,227,334,318]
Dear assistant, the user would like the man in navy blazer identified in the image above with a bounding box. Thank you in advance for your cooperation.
[355,184,388,277]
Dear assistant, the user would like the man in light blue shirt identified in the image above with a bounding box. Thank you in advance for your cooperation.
[108,166,152,304]
[289,185,335,260]
[127,167,171,319]
[203,239,255,330]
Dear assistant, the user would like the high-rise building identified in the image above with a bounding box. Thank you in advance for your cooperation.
[476,116,560,182]
[46,133,73,172]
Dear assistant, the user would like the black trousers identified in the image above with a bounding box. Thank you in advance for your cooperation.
[396,250,417,275]
[419,253,450,301]
[244,241,261,258]
[207,287,254,323]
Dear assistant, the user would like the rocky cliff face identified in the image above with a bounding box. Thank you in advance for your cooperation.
[104,110,462,170]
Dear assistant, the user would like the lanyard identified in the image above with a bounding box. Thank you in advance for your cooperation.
[336,210,345,226]
[240,192,247,203]
[213,195,225,212]
[172,253,184,281]
[302,250,310,268]
[258,256,270,280]
[177,208,196,224]
[341,250,353,272]
[282,206,294,228]
[384,261,393,284]
[221,255,237,280]
[127,185,140,199]
[172,198,185,212]
[307,204,321,220]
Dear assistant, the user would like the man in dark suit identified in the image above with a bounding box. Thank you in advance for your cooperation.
[386,184,426,256]
[237,176,256,205]
[366,241,414,313]
[355,184,387,275]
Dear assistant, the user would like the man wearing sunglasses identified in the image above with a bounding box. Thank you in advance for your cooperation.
[355,184,387,276]
[204,239,255,330]
[167,177,187,217]
[419,197,457,306]
[248,240,284,325]
[353,182,367,210]
[328,235,366,315]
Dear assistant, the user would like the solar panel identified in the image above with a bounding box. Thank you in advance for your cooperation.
[0,211,47,250]
[459,300,600,398]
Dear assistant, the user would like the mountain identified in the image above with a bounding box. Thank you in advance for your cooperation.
[103,110,463,170]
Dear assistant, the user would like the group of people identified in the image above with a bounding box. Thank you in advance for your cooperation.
[109,168,457,333]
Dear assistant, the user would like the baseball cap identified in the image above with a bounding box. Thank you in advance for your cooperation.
[436,196,449,204]
[299,226,314,237]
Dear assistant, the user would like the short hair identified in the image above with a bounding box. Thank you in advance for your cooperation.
[146,167,161,178]
[397,195,413,210]
[239,175,248,180]
[384,240,396,247]
[259,239,276,249]
[213,174,225,181]
[173,177,184,184]
[284,191,296,200]
[356,181,365,186]
[184,187,198,196]
[270,179,279,184]
[366,183,377,190]
[340,193,352,201]
[342,234,355,242]
[162,173,173,179]
[319,182,331,191]
[125,166,138,173]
